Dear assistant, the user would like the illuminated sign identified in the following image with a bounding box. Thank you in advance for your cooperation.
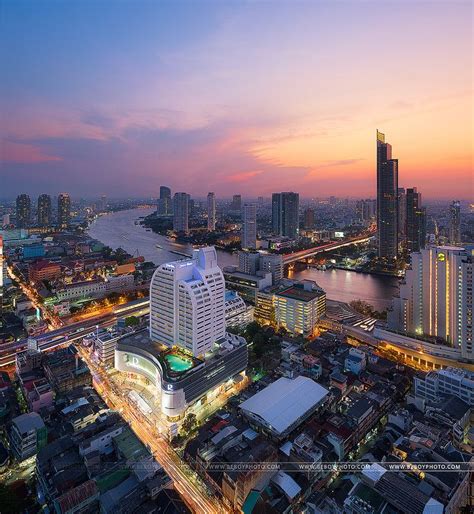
[437,253,445,262]
[334,232,344,238]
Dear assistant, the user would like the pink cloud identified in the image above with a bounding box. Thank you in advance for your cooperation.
[1,140,62,164]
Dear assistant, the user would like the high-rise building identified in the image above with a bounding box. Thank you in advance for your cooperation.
[398,188,406,241]
[356,199,376,222]
[406,187,426,253]
[272,192,300,239]
[173,192,189,233]
[37,194,52,227]
[157,186,172,215]
[376,131,398,259]
[16,194,31,228]
[57,193,71,228]
[150,247,226,356]
[230,195,242,212]
[449,200,461,245]
[388,246,473,360]
[207,192,216,231]
[304,208,315,229]
[99,194,107,212]
[241,204,257,249]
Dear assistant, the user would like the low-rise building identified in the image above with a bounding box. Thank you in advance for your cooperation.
[239,376,329,439]
[10,412,47,460]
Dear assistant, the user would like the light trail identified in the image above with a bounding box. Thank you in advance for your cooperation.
[78,345,229,514]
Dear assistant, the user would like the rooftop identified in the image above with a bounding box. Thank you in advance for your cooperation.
[277,283,325,302]
[12,412,45,434]
[239,376,329,436]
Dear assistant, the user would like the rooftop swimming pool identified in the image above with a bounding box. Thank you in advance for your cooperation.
[164,353,193,372]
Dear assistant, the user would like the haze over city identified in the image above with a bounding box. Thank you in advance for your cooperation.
[1,0,472,199]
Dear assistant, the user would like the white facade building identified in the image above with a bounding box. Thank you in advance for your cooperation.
[150,246,226,357]
[388,246,473,360]
[414,367,474,406]
[241,204,257,250]
[207,192,216,231]
[225,290,254,328]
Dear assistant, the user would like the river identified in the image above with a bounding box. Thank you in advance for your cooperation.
[88,208,399,310]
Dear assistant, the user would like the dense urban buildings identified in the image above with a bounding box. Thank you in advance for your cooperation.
[57,192,71,228]
[272,191,300,239]
[172,192,189,233]
[449,200,461,245]
[376,131,399,259]
[405,187,426,253]
[16,193,31,228]
[241,203,257,249]
[207,191,216,231]
[37,194,52,227]
[388,246,473,360]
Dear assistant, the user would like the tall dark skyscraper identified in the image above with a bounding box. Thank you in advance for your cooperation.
[304,208,315,229]
[173,192,189,233]
[57,193,71,228]
[449,200,461,245]
[230,195,242,212]
[157,186,172,215]
[406,187,426,253]
[16,194,31,229]
[37,194,52,227]
[397,188,406,241]
[376,131,398,259]
[272,192,300,239]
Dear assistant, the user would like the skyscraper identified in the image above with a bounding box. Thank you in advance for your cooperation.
[406,187,426,253]
[230,195,242,212]
[388,246,473,360]
[150,246,226,357]
[303,208,315,229]
[376,131,398,259]
[449,200,461,245]
[272,192,300,239]
[397,188,406,242]
[207,192,216,231]
[173,192,189,233]
[16,194,31,229]
[57,193,71,228]
[37,194,52,227]
[241,204,257,249]
[157,186,172,215]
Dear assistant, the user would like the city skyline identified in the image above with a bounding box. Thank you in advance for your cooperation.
[1,1,472,199]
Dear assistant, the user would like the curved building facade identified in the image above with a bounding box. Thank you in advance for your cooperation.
[115,330,247,417]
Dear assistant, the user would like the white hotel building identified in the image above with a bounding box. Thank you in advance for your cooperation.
[150,246,226,357]
[387,246,473,361]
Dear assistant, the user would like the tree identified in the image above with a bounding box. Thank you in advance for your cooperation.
[181,413,197,434]
[125,316,139,327]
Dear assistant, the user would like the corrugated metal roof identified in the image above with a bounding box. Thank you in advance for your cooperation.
[239,376,328,435]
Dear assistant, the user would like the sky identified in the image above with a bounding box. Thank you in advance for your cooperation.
[0,0,472,199]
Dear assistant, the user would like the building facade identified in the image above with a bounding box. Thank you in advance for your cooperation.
[150,246,226,356]
[272,192,300,239]
[449,200,461,245]
[207,192,216,231]
[157,186,172,216]
[16,194,31,229]
[406,187,426,253]
[172,192,189,233]
[388,246,473,360]
[57,193,71,228]
[376,131,398,259]
[37,194,52,227]
[241,203,257,249]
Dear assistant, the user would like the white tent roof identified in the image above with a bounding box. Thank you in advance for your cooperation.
[239,376,328,435]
